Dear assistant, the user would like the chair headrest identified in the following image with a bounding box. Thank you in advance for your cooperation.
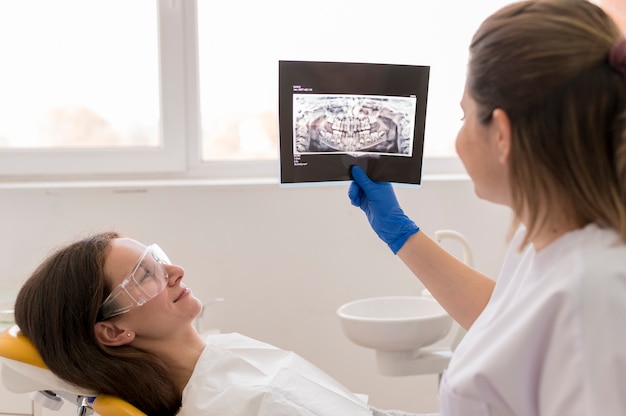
[0,325,146,415]
[0,325,46,368]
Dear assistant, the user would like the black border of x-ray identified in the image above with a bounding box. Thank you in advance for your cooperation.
[278,60,430,187]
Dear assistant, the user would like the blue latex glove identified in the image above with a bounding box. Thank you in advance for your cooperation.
[348,165,420,254]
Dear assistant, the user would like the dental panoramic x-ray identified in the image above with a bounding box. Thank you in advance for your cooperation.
[278,60,429,187]
[293,94,416,155]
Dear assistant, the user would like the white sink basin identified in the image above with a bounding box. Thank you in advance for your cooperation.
[337,296,456,375]
[337,296,453,375]
[337,296,452,352]
[336,231,472,376]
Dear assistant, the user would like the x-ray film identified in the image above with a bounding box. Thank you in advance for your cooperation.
[279,60,429,186]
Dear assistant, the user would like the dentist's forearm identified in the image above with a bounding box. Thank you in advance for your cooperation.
[397,231,495,330]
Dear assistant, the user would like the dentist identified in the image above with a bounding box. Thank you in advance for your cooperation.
[349,0,626,414]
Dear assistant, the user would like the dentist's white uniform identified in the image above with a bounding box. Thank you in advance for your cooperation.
[440,224,626,415]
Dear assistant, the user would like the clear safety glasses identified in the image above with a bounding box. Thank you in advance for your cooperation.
[100,244,170,320]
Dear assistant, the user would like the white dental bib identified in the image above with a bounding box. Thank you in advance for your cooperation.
[179,332,372,416]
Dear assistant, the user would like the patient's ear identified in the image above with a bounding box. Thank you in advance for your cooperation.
[94,321,133,346]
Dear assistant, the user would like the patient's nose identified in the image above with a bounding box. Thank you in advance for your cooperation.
[165,264,185,286]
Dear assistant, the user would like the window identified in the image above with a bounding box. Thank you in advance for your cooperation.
[0,0,520,180]
[0,0,185,177]
[0,1,159,150]
[196,0,516,164]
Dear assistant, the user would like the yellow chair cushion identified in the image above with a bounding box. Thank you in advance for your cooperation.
[94,394,146,416]
[0,325,46,369]
[0,325,146,416]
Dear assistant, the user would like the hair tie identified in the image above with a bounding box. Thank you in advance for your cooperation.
[609,38,626,74]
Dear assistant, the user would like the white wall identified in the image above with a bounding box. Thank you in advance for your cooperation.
[0,177,511,413]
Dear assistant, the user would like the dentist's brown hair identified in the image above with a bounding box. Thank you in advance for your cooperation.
[468,0,626,247]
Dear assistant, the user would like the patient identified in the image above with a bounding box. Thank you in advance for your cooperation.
[13,232,423,416]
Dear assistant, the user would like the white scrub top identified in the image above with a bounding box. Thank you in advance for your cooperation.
[440,224,626,415]
[178,332,373,416]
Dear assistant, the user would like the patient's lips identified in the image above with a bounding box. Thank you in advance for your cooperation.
[174,287,190,303]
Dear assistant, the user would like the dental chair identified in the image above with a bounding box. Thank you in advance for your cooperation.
[0,325,146,416]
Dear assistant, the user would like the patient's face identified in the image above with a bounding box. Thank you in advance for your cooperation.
[103,238,203,337]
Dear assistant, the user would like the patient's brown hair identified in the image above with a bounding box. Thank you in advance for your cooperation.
[14,232,180,415]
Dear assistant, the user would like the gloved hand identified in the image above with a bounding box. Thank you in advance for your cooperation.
[348,165,419,254]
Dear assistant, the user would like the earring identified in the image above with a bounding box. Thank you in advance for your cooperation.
[127,333,132,337]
